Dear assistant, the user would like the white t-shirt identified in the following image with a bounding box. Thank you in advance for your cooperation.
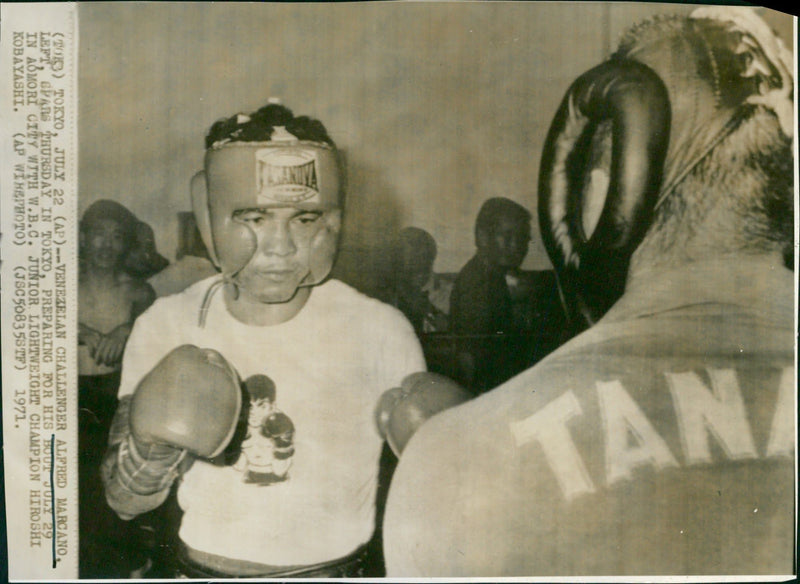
[119,277,425,565]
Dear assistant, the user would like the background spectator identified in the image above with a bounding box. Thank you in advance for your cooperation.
[78,199,157,578]
[389,227,451,335]
[449,197,534,394]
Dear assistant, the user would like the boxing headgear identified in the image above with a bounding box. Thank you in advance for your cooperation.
[192,129,343,278]
[538,7,793,329]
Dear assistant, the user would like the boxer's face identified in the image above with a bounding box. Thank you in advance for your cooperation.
[241,428,277,472]
[481,215,531,270]
[231,206,338,303]
[83,219,128,270]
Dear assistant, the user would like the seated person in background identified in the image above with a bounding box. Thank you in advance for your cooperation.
[390,226,450,335]
[505,268,569,363]
[148,212,219,297]
[383,6,795,576]
[78,199,157,578]
[449,197,534,394]
[79,200,157,440]
[100,102,433,578]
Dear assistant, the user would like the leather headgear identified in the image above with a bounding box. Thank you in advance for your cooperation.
[192,132,343,277]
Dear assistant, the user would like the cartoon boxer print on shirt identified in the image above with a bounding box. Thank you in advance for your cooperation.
[230,374,296,485]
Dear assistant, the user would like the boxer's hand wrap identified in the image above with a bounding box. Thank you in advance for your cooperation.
[376,372,471,456]
[116,433,187,496]
[538,59,670,327]
[102,396,191,519]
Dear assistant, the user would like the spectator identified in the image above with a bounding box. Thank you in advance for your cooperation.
[449,197,533,394]
[390,227,450,335]
[78,199,156,578]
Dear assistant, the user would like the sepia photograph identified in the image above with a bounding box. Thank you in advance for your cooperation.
[1,1,796,580]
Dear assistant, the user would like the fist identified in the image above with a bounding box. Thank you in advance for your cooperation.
[377,372,471,455]
[131,345,242,458]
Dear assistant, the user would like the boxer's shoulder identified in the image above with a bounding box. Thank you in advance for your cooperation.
[135,275,221,325]
[312,279,418,328]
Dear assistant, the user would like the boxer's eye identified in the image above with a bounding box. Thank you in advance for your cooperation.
[293,212,322,226]
[234,210,267,225]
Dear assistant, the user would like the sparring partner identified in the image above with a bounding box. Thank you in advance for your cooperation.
[100,103,436,577]
[383,6,795,576]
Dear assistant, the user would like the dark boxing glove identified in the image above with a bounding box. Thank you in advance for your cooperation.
[130,344,243,459]
[376,372,471,456]
[538,59,670,329]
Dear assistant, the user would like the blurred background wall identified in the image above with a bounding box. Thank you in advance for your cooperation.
[77,2,794,295]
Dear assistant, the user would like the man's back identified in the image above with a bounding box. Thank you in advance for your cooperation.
[384,258,795,576]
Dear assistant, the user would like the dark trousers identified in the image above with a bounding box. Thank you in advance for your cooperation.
[175,543,373,578]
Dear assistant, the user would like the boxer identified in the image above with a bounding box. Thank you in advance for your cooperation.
[383,7,795,576]
[101,102,435,577]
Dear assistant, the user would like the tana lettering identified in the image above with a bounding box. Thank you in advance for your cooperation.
[509,366,794,500]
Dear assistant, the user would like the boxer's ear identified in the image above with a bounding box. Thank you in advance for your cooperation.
[190,171,220,267]
[324,209,342,234]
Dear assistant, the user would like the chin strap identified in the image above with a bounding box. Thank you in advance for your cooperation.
[198,275,235,328]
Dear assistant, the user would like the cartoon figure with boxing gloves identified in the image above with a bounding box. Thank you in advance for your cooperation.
[231,374,296,485]
[100,102,466,578]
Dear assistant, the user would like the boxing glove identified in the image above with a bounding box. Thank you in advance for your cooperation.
[131,344,242,458]
[538,58,670,328]
[376,372,471,456]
